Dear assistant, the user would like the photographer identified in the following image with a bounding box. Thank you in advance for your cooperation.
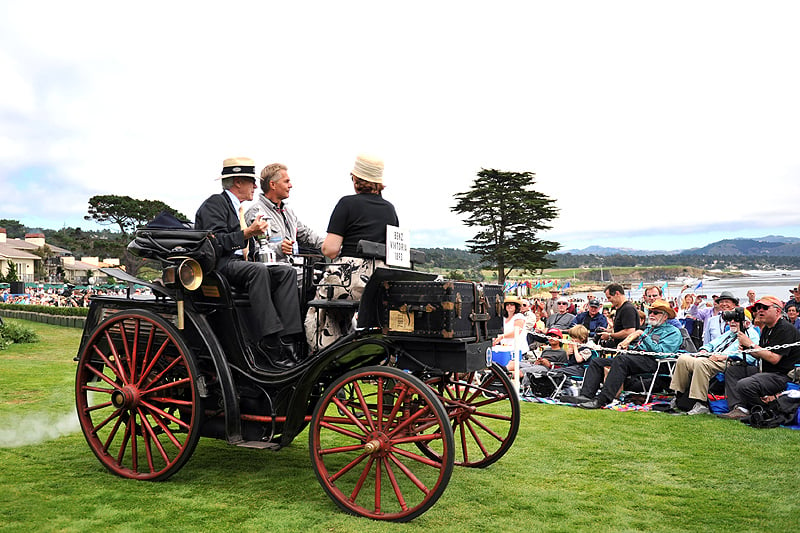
[670,306,760,415]
[719,296,800,420]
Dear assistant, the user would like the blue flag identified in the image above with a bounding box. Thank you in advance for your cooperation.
[661,281,669,293]
[694,281,703,291]
[637,281,644,290]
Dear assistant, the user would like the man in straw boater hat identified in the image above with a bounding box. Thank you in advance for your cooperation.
[577,299,683,409]
[195,157,303,370]
[305,154,399,352]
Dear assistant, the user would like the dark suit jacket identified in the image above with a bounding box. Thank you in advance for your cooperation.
[195,192,255,268]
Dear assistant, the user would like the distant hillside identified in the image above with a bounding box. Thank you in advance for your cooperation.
[561,236,800,257]
[685,237,800,256]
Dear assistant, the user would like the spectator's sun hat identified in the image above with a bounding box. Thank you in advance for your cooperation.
[556,296,569,304]
[217,157,257,180]
[588,298,601,307]
[648,299,676,319]
[351,154,384,184]
[546,328,563,338]
[716,291,739,305]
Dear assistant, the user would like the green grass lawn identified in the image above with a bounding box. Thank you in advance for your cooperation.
[1,319,798,532]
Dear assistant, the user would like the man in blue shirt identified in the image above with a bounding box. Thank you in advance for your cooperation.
[570,298,608,336]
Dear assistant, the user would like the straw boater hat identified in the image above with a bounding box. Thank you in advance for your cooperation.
[503,294,522,306]
[351,154,384,184]
[649,299,676,319]
[217,157,257,180]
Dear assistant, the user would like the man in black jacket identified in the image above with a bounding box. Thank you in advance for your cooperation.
[195,157,302,369]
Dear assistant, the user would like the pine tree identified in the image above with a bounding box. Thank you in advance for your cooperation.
[452,168,560,284]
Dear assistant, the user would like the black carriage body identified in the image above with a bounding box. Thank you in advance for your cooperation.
[73,232,519,520]
[379,280,503,342]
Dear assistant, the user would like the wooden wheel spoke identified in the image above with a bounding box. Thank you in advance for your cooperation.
[91,406,123,432]
[135,338,171,388]
[139,399,190,431]
[386,402,432,439]
[319,419,367,442]
[381,457,409,512]
[389,445,443,468]
[348,455,376,503]
[328,452,368,483]
[141,355,185,392]
[107,328,130,385]
[90,346,126,386]
[387,452,431,493]
[102,415,125,453]
[141,376,191,397]
[137,408,172,463]
[352,380,377,432]
[463,419,492,457]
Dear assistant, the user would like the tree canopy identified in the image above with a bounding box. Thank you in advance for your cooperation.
[451,168,560,284]
[85,195,188,237]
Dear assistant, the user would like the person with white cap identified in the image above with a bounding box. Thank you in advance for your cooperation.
[305,154,399,352]
[545,297,575,331]
[195,157,303,370]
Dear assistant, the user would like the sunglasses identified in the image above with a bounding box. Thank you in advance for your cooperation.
[753,304,775,312]
[648,309,664,315]
[557,302,568,305]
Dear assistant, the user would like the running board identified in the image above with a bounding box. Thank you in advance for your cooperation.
[233,440,281,450]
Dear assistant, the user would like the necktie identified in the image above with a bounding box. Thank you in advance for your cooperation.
[238,205,249,260]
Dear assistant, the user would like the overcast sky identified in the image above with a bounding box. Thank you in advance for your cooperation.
[2,1,799,252]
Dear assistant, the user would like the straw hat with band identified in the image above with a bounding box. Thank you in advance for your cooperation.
[351,154,384,184]
[217,157,257,180]
[648,299,676,319]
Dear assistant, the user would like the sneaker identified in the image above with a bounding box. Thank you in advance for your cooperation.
[717,406,749,420]
[686,402,710,415]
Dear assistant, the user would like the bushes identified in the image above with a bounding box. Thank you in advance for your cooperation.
[0,320,40,350]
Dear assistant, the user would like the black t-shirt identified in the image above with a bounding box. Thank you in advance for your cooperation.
[759,318,800,374]
[605,300,638,347]
[327,193,399,257]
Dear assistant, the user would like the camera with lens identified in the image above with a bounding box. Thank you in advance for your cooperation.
[721,306,745,325]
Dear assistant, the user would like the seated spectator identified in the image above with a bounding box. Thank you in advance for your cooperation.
[596,283,637,350]
[577,299,683,409]
[570,298,608,336]
[784,284,800,313]
[689,291,739,345]
[492,295,529,355]
[550,324,598,379]
[545,297,575,331]
[785,302,800,331]
[719,296,800,420]
[514,329,566,394]
[670,308,759,415]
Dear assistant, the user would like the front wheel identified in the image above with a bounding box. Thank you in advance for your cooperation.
[309,366,455,522]
[75,310,202,480]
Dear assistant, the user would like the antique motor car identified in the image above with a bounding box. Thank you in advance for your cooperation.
[73,228,519,521]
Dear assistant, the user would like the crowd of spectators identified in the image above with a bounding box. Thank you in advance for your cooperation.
[1,285,151,307]
[502,281,800,424]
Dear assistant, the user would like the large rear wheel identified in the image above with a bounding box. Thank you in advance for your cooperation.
[421,362,520,468]
[309,366,454,522]
[75,310,202,480]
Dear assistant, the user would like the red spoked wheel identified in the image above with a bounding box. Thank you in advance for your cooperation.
[420,362,520,468]
[75,310,202,480]
[309,366,455,522]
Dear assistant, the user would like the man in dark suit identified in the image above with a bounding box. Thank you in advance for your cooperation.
[195,157,302,369]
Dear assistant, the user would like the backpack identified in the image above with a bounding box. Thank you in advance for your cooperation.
[744,392,800,429]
